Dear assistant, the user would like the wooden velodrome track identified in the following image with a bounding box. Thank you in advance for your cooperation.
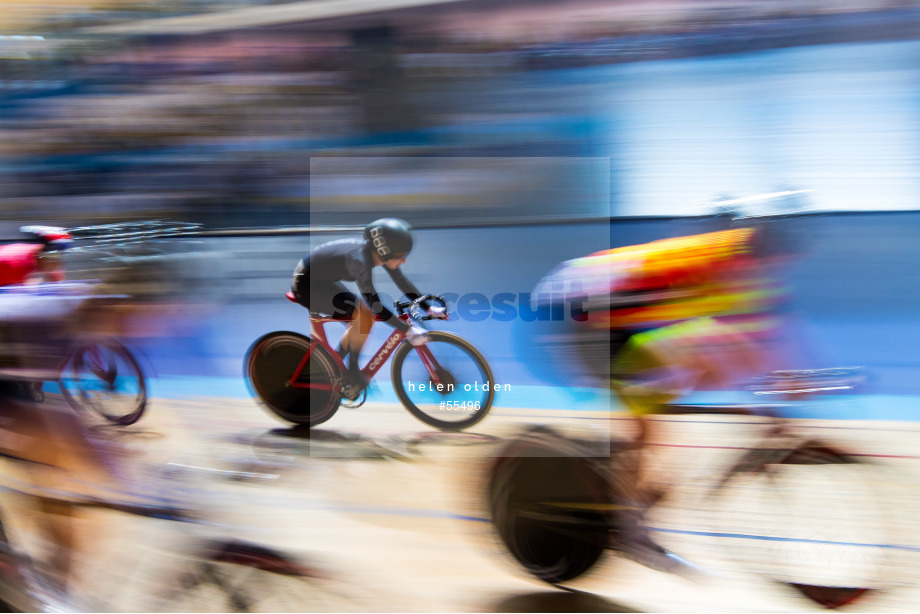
[2,394,919,612]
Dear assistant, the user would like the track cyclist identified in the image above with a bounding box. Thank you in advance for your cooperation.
[290,218,446,400]
[546,197,804,570]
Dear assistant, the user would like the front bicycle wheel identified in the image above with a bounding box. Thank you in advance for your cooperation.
[487,428,611,584]
[60,340,147,426]
[713,442,908,609]
[390,331,494,431]
[245,331,340,427]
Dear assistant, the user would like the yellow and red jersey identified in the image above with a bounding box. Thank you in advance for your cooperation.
[569,227,786,332]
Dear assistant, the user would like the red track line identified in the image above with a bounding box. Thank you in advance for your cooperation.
[647,441,920,459]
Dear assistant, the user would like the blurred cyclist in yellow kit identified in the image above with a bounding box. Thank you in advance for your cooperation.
[543,193,808,568]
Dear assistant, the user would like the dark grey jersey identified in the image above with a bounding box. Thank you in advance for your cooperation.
[295,238,424,331]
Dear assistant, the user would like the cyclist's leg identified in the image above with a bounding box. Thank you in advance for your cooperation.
[610,331,684,504]
[612,317,770,492]
[612,323,699,416]
[324,287,361,361]
[606,323,716,570]
[343,300,374,388]
[309,283,367,388]
[294,278,354,358]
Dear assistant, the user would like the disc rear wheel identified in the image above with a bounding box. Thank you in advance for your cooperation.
[245,332,340,427]
[488,429,611,584]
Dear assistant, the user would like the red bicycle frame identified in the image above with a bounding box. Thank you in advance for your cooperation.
[289,310,445,392]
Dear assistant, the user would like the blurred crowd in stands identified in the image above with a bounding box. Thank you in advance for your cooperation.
[0,0,917,232]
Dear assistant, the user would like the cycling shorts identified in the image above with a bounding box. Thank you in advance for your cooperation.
[611,316,772,416]
[291,277,359,320]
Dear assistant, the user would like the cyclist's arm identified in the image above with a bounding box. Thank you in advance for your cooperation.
[353,265,412,333]
[386,267,431,311]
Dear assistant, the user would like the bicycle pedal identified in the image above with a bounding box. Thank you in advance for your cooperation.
[340,387,366,408]
[339,379,368,407]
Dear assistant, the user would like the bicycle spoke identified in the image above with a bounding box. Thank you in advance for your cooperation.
[61,341,146,425]
[392,333,494,430]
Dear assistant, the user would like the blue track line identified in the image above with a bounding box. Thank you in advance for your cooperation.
[332,503,491,523]
[331,504,920,552]
[651,527,920,551]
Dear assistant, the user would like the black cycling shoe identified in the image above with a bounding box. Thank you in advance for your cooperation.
[340,370,368,401]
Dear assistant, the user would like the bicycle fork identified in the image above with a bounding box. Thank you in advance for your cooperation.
[413,345,448,387]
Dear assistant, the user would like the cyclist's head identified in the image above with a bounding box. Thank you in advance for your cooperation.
[383,253,408,270]
[364,218,413,263]
[708,190,811,260]
[20,225,74,252]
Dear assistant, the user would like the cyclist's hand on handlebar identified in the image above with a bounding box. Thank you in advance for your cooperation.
[426,305,448,320]
[406,325,429,346]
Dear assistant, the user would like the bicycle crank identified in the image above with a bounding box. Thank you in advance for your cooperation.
[338,379,367,408]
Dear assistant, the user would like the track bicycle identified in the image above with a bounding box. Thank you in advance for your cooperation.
[58,336,147,426]
[0,281,147,426]
[0,219,206,428]
[245,293,495,431]
[485,367,915,609]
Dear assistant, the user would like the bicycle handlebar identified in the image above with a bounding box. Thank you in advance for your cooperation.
[662,367,867,419]
[745,367,866,395]
[394,294,448,320]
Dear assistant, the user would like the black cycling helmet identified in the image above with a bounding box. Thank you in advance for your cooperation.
[364,218,413,260]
